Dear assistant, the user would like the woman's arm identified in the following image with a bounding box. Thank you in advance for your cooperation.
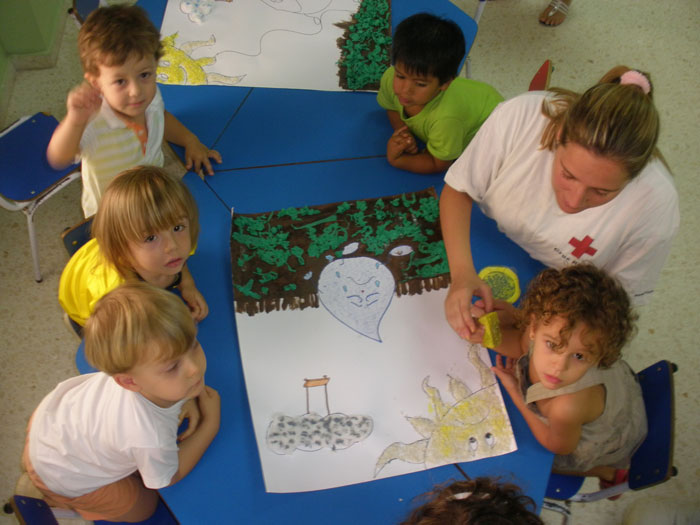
[440,184,494,338]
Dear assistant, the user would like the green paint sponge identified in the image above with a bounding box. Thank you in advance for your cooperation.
[478,312,502,348]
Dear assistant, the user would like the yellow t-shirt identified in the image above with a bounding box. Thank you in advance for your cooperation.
[58,238,123,326]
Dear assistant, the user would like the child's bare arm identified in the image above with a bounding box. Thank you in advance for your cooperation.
[163,111,221,177]
[47,83,101,168]
[492,356,584,454]
[177,398,200,441]
[178,264,209,322]
[492,326,528,358]
[386,110,404,130]
[169,385,220,485]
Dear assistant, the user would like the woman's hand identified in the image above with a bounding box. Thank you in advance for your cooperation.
[444,276,494,340]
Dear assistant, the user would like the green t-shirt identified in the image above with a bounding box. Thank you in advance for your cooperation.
[377,66,503,161]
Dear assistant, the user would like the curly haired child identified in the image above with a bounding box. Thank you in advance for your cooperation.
[490,263,647,490]
[400,477,543,524]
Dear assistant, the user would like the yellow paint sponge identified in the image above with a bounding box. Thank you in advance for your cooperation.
[478,312,502,348]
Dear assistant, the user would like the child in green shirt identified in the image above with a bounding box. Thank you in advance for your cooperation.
[377,13,503,174]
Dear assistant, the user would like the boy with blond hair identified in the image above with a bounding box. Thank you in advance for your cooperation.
[23,283,220,521]
[47,5,221,217]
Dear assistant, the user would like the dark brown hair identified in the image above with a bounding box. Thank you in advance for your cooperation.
[518,264,637,367]
[400,478,543,525]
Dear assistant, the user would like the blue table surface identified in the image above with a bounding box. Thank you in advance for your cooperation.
[172,172,550,523]
[74,1,552,522]
[74,168,551,522]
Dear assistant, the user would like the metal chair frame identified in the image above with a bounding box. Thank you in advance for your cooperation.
[0,114,80,282]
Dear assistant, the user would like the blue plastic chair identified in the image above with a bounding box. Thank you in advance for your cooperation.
[0,113,80,282]
[543,360,678,523]
[61,216,93,257]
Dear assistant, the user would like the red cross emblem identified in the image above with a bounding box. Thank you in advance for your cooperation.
[569,235,597,258]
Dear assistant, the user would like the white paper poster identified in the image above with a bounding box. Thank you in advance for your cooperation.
[230,190,517,493]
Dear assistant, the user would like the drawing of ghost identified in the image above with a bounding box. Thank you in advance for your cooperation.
[157,33,246,86]
[317,257,395,342]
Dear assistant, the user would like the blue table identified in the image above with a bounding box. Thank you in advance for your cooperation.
[74,1,553,521]
[75,166,552,522]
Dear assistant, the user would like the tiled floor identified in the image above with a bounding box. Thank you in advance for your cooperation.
[1,1,699,523]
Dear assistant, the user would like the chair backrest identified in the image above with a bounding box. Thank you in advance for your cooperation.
[629,360,676,490]
[529,60,553,91]
[61,217,93,257]
[0,113,79,203]
[8,495,59,525]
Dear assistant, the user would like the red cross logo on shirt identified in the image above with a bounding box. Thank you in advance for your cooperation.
[569,235,597,258]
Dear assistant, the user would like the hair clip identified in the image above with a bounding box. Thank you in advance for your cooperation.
[451,491,473,500]
[619,70,651,95]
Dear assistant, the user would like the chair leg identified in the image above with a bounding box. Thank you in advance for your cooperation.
[24,209,42,282]
[542,499,571,525]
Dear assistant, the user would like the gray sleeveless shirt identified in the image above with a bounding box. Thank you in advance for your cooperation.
[517,354,647,472]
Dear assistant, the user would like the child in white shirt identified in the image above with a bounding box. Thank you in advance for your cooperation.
[24,282,220,521]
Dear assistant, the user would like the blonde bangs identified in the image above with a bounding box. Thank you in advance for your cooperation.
[93,166,199,277]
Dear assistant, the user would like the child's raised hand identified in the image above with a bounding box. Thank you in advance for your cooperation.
[177,398,201,441]
[492,354,522,403]
[184,137,222,178]
[65,82,102,125]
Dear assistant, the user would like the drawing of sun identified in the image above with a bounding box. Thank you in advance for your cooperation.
[374,346,516,476]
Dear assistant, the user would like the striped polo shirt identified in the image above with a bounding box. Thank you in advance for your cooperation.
[79,86,165,217]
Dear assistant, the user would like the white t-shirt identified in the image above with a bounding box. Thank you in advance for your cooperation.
[444,91,679,305]
[28,372,185,498]
[79,87,165,217]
